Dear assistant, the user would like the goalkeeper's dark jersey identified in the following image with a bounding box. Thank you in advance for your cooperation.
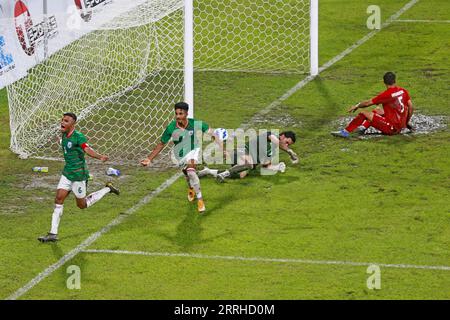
[245,131,278,164]
[61,130,89,182]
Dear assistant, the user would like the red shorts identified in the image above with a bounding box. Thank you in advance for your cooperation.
[371,113,400,135]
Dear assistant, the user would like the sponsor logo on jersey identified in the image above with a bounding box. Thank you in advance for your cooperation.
[14,0,58,56]
[391,90,404,98]
[0,36,15,75]
[67,141,73,149]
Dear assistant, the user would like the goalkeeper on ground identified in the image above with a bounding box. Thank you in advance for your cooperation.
[200,131,298,182]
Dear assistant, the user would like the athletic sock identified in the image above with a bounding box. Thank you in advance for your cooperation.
[220,170,231,178]
[228,164,253,175]
[267,163,284,172]
[86,187,111,208]
[345,113,367,132]
[50,204,64,235]
[198,168,219,178]
[208,169,219,177]
[187,168,202,199]
[361,120,371,129]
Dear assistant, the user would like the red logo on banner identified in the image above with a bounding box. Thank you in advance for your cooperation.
[14,0,35,56]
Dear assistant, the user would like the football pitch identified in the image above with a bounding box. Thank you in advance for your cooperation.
[0,0,449,300]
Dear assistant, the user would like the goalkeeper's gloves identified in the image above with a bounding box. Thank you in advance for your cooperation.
[287,149,299,164]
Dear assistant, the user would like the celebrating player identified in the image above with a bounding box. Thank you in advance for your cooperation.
[200,131,298,182]
[38,113,120,243]
[332,72,414,138]
[140,102,223,213]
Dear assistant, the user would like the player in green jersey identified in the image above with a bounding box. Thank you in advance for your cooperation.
[141,102,224,213]
[38,113,120,243]
[200,131,298,181]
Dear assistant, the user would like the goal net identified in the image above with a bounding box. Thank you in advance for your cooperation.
[6,0,313,164]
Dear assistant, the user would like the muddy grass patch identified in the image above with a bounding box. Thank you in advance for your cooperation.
[251,108,302,129]
[333,113,447,138]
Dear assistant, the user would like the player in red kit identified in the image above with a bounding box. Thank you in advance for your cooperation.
[332,72,414,138]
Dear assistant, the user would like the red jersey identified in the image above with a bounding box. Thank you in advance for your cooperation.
[371,86,411,130]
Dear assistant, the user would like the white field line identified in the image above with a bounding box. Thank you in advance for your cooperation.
[82,249,450,272]
[5,0,420,300]
[396,19,450,23]
[5,172,183,300]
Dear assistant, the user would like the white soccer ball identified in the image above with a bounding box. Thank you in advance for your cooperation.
[214,128,229,141]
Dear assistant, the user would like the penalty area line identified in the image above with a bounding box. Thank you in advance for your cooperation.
[4,172,183,301]
[5,0,421,301]
[82,249,450,272]
[395,19,450,23]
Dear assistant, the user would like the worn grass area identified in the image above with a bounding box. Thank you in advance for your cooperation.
[0,0,449,300]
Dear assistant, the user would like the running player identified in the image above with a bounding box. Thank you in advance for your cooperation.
[140,102,223,213]
[38,113,120,243]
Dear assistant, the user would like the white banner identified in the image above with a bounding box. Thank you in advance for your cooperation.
[0,0,149,89]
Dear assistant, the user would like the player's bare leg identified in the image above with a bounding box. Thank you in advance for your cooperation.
[76,182,119,209]
[84,182,120,209]
[198,167,219,178]
[39,183,119,243]
[216,155,253,182]
[374,106,384,115]
[360,110,374,121]
[239,171,249,179]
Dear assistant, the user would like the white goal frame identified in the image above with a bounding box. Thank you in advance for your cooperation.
[6,0,319,163]
[184,0,320,117]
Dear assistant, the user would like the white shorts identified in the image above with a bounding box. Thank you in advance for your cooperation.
[57,175,87,199]
[172,148,201,168]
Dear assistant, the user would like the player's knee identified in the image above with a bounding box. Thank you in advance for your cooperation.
[361,111,373,121]
[77,201,87,209]
[55,196,64,204]
[373,107,384,115]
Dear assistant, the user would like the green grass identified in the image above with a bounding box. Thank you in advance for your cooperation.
[1,0,449,300]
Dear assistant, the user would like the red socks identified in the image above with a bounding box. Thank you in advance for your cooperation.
[345,113,367,132]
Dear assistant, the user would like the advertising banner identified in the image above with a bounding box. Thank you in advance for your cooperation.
[0,0,149,89]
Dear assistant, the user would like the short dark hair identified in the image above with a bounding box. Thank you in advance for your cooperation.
[383,72,396,85]
[63,112,77,122]
[174,102,189,111]
[281,131,296,143]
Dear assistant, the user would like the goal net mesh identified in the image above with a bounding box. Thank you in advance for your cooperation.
[7,0,310,164]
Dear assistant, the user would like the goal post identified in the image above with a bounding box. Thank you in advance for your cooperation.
[184,0,194,119]
[5,0,319,164]
[310,0,319,76]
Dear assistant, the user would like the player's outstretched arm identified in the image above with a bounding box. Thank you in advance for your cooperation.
[84,146,108,162]
[348,99,373,113]
[141,142,165,166]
